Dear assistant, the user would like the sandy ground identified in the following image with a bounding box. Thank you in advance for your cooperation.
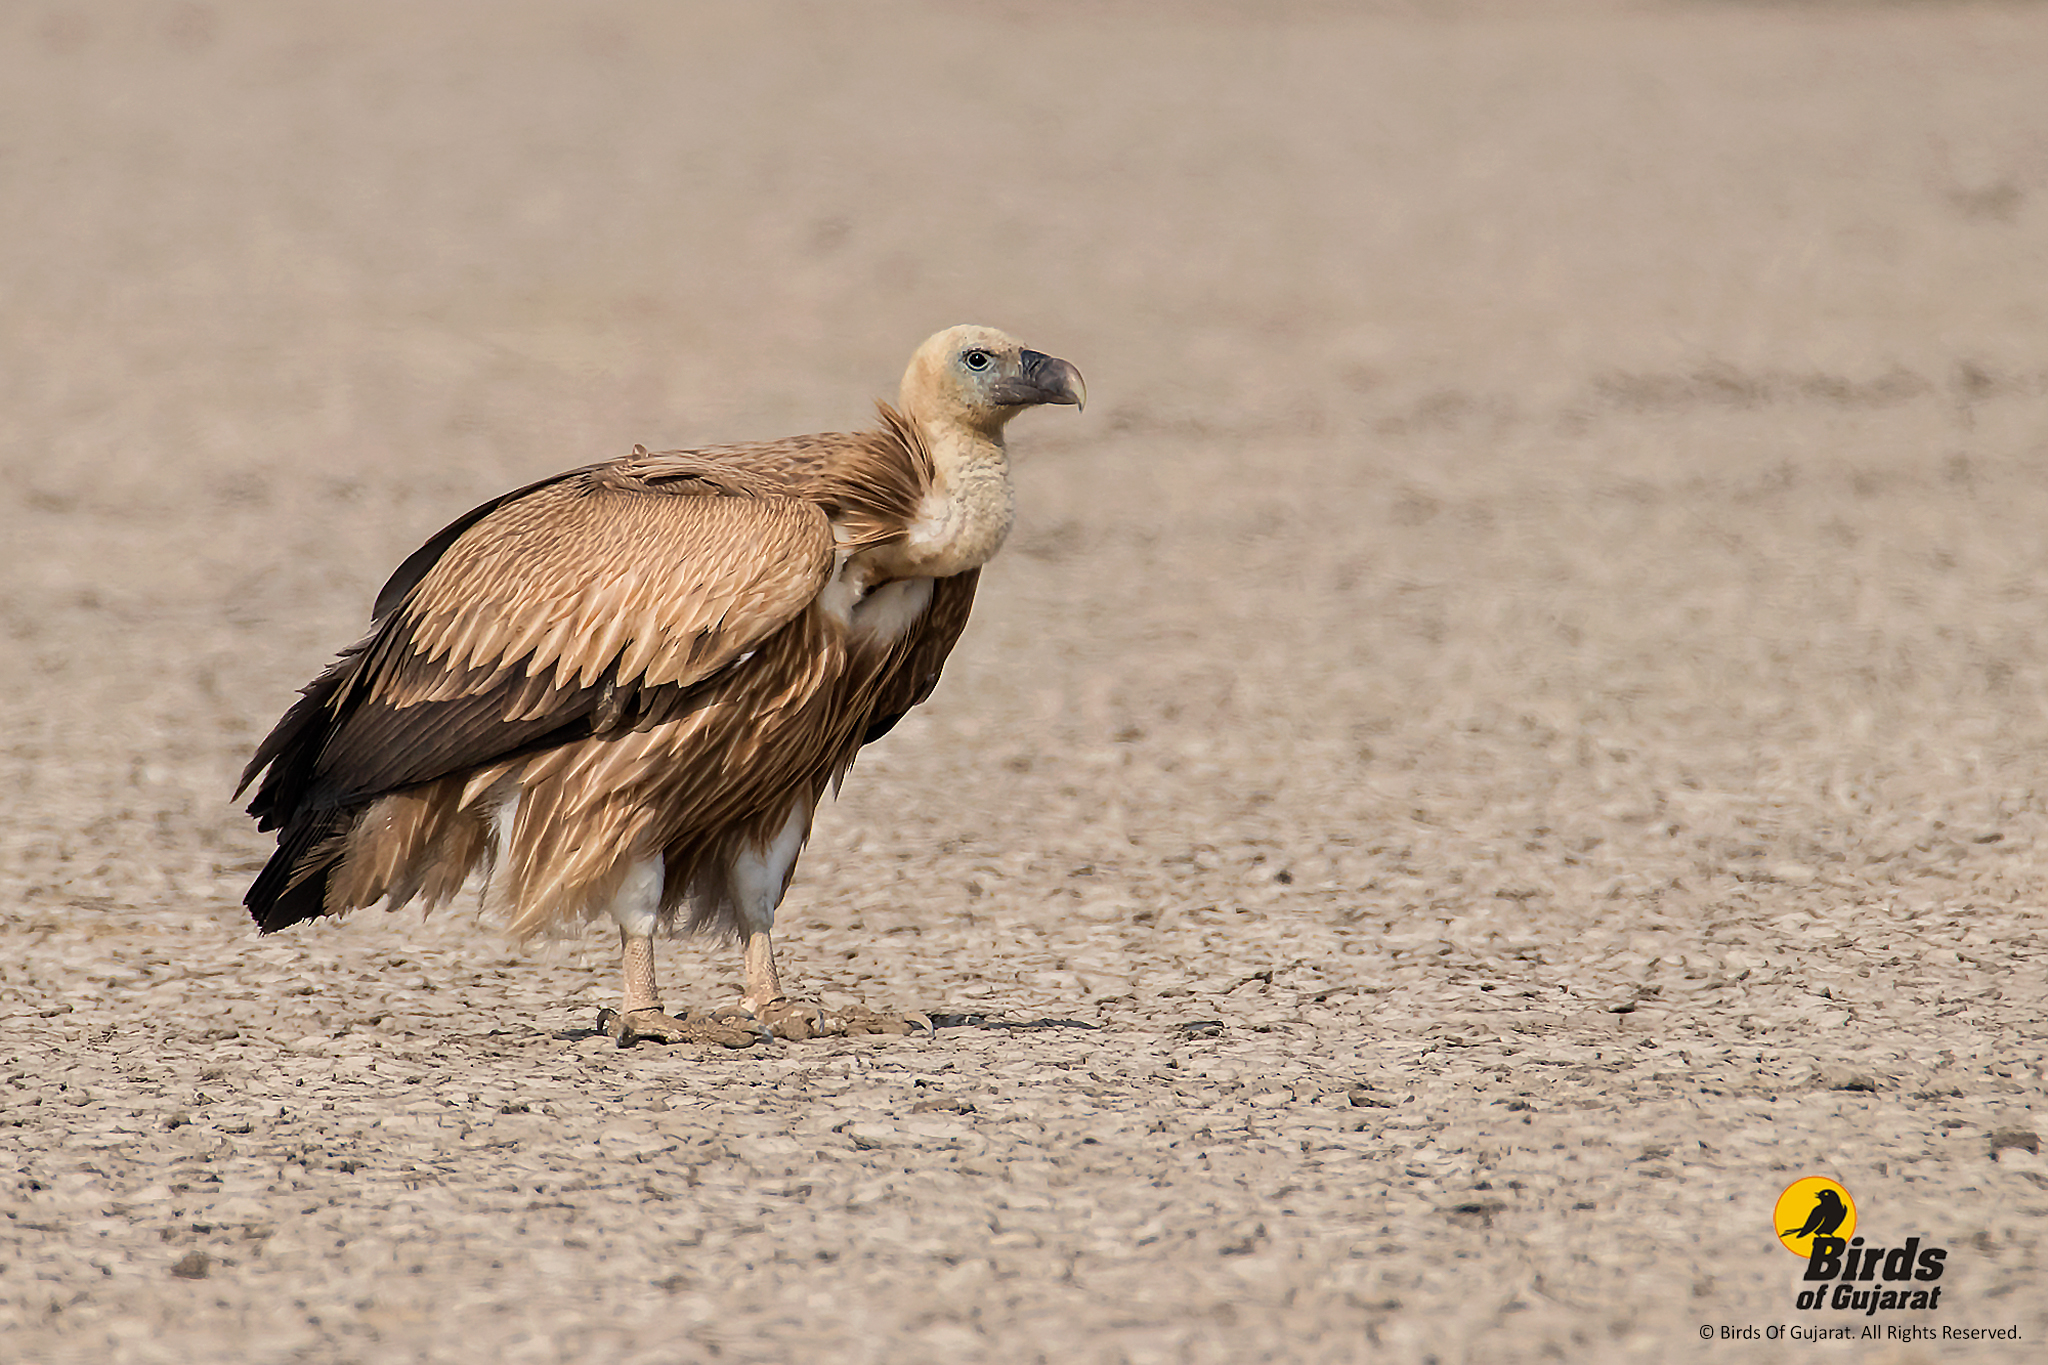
[4,2,2047,1361]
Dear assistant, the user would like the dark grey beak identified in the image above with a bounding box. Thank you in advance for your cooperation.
[991,350,1087,411]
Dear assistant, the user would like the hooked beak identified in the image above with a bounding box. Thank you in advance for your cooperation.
[991,350,1087,411]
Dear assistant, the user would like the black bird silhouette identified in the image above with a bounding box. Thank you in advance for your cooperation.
[1782,1189,1849,1239]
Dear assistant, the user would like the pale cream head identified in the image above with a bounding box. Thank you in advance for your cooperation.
[898,325,1086,439]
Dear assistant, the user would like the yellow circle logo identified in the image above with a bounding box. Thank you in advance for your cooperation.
[1774,1177,1856,1256]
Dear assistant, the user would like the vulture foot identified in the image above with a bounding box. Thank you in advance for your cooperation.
[715,999,824,1041]
[830,1004,935,1038]
[757,999,826,1041]
[598,1006,768,1050]
[715,999,933,1040]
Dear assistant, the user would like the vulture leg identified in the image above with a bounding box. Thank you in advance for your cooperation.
[596,858,763,1049]
[724,804,825,1040]
[725,803,931,1040]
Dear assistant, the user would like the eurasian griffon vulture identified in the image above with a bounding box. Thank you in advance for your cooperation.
[238,325,1085,1045]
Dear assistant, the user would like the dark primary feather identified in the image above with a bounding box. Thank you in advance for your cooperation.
[244,806,352,932]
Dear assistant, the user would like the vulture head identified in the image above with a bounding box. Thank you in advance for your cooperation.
[900,325,1087,440]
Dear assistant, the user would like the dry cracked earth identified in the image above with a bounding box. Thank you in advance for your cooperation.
[3,3,2046,1362]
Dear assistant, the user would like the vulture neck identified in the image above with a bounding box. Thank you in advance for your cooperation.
[878,421,1014,582]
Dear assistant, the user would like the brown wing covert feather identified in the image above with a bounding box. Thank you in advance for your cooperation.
[399,476,833,693]
[241,470,836,829]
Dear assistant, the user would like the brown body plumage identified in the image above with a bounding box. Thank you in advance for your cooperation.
[239,326,1084,1043]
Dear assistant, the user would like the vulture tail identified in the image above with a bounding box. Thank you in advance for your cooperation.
[238,642,366,830]
[245,807,354,933]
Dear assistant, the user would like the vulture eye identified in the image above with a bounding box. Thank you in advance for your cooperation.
[961,349,992,372]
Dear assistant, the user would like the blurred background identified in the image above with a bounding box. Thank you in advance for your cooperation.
[3,2,2047,1359]
[7,0,2047,892]
[6,0,2047,928]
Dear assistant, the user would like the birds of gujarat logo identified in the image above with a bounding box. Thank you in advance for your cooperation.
[1775,1176,1857,1256]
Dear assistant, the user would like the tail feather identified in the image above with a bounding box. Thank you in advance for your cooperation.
[245,808,354,933]
[239,643,366,829]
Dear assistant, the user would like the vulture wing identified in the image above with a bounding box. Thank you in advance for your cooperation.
[860,570,981,745]
[241,466,837,829]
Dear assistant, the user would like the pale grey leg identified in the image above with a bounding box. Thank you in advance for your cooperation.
[725,803,928,1040]
[722,803,819,1037]
[595,857,762,1049]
